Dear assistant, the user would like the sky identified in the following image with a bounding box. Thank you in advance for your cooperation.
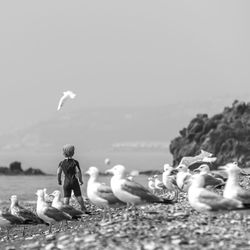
[0,1,249,134]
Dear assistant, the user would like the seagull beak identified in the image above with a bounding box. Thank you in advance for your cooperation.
[85,170,90,175]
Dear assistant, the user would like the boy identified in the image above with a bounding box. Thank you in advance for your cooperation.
[57,144,89,213]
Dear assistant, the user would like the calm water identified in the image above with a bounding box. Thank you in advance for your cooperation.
[0,174,149,206]
[0,151,171,206]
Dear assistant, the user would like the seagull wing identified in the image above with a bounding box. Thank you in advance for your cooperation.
[169,176,177,186]
[203,174,224,187]
[1,212,23,224]
[18,208,41,223]
[198,189,241,211]
[61,205,83,217]
[97,184,125,206]
[57,94,67,110]
[44,207,71,221]
[57,91,76,111]
[235,187,250,204]
[121,180,161,203]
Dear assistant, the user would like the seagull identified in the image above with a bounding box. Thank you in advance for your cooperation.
[188,174,243,213]
[179,149,216,169]
[36,189,71,233]
[10,195,43,224]
[176,164,192,192]
[0,210,23,239]
[194,164,225,188]
[44,188,53,205]
[154,175,166,195]
[220,162,250,206]
[57,90,76,111]
[162,164,178,198]
[147,176,156,194]
[195,164,227,181]
[106,165,176,208]
[86,166,125,221]
[50,190,84,219]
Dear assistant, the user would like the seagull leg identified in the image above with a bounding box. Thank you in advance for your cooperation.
[6,226,10,240]
[108,208,112,223]
[22,226,26,237]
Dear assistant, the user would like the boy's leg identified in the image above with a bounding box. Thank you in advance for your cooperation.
[63,182,71,205]
[64,197,70,205]
[75,196,88,212]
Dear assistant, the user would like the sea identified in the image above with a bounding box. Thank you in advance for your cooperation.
[0,151,171,206]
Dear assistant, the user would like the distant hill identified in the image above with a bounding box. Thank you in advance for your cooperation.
[0,98,243,172]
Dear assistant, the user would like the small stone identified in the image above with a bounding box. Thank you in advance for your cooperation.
[74,237,83,243]
[57,234,70,242]
[84,234,97,243]
[46,234,56,241]
[44,243,56,250]
[5,247,16,250]
[21,241,40,249]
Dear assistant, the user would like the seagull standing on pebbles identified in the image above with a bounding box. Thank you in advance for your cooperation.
[154,175,166,195]
[10,195,42,224]
[176,164,192,192]
[50,190,84,219]
[106,165,176,208]
[188,174,243,213]
[194,164,225,188]
[36,189,72,233]
[162,164,178,198]
[86,166,125,222]
[57,90,76,111]
[148,176,156,194]
[220,162,250,206]
[0,210,23,239]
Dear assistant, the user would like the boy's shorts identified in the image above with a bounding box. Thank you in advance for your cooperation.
[63,178,82,198]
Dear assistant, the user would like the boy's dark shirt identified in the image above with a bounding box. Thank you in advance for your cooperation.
[58,158,80,182]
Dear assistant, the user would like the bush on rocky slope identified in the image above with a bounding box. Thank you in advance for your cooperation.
[170,100,250,168]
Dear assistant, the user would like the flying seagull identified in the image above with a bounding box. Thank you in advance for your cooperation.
[57,90,76,111]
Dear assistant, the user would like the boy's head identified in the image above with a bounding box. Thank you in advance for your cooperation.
[63,144,75,158]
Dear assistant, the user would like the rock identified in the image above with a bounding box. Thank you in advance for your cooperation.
[170,100,250,168]
[44,243,56,250]
[5,247,16,250]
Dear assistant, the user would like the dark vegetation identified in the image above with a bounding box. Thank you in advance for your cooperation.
[0,161,46,175]
[170,100,250,168]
